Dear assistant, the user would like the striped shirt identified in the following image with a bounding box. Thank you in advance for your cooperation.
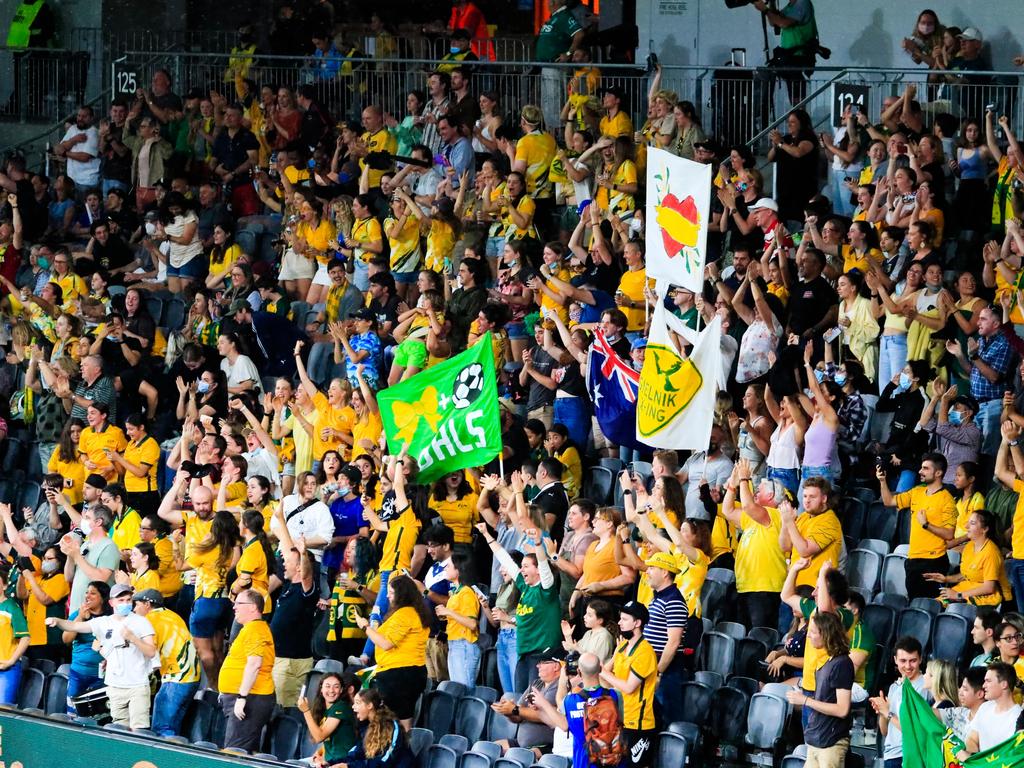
[643,583,688,656]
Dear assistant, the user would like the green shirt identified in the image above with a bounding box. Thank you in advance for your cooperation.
[515,573,562,655]
[323,701,357,762]
[535,7,581,62]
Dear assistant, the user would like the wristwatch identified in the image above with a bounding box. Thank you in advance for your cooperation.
[550,553,560,561]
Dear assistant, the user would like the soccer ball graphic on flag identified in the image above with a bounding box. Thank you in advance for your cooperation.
[452,363,485,408]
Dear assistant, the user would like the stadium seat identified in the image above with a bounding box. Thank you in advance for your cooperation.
[472,741,503,761]
[896,508,912,546]
[598,458,625,473]
[867,502,898,544]
[482,648,499,690]
[17,481,41,513]
[628,460,653,481]
[943,602,977,622]
[706,568,736,585]
[439,733,469,757]
[583,466,615,505]
[665,720,701,755]
[781,755,806,768]
[437,680,468,698]
[462,752,494,768]
[313,658,345,674]
[715,621,747,641]
[253,754,280,761]
[734,638,769,678]
[505,747,538,768]
[725,676,759,698]
[700,631,736,678]
[761,682,794,711]
[909,597,941,615]
[679,681,713,725]
[29,658,55,676]
[43,671,68,715]
[421,690,459,740]
[708,685,751,748]
[655,732,688,768]
[694,670,723,689]
[145,295,165,325]
[744,693,787,752]
[748,626,780,648]
[163,297,188,331]
[841,497,867,540]
[873,592,908,611]
[267,713,303,761]
[700,580,730,625]
[862,603,896,647]
[17,668,44,710]
[931,613,970,663]
[881,555,907,595]
[222,747,249,756]
[455,696,489,743]
[48,712,74,722]
[409,727,434,757]
[536,755,570,768]
[488,709,518,742]
[474,685,499,704]
[193,741,220,750]
[163,735,190,745]
[847,549,883,595]
[0,438,25,475]
[426,745,459,768]
[858,538,891,557]
[896,608,933,649]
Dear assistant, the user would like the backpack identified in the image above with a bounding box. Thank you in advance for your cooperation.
[583,690,626,767]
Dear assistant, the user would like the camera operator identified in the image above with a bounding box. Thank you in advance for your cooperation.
[752,0,822,104]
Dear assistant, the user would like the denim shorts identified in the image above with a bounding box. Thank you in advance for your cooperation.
[167,256,206,279]
[189,596,232,638]
[506,321,528,340]
[394,270,419,284]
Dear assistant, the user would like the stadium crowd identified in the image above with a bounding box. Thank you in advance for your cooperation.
[1,2,1024,768]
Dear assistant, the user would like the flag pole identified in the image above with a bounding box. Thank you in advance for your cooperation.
[499,454,505,480]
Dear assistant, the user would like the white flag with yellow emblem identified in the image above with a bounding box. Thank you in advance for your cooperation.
[645,148,712,295]
[635,297,723,449]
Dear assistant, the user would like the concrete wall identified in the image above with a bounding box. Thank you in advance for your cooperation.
[638,1,1024,72]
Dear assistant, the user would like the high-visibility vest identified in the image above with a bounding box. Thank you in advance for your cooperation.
[6,0,44,48]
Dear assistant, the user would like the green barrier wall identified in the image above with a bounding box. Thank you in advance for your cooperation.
[0,710,273,768]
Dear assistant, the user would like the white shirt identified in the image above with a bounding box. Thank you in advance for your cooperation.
[243,447,281,496]
[271,495,334,561]
[89,613,155,688]
[970,699,1021,752]
[680,452,734,520]
[221,354,263,393]
[61,125,101,186]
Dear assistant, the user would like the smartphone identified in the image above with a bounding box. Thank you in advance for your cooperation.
[850,105,859,116]
[823,327,841,343]
[471,585,489,603]
[299,684,307,700]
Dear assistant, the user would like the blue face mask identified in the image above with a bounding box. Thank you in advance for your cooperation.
[948,410,963,425]
[450,46,460,54]
[834,372,848,387]
[37,256,49,270]
[898,372,912,391]
[197,380,211,394]
[114,603,132,617]
[814,369,826,383]
[338,486,350,497]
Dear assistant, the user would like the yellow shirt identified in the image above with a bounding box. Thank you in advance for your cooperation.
[617,268,649,331]
[432,495,479,545]
[595,160,637,218]
[78,424,128,481]
[130,568,161,593]
[673,547,709,618]
[735,505,787,593]
[385,214,422,274]
[218,619,275,695]
[515,131,557,199]
[48,451,85,506]
[502,195,538,241]
[792,510,843,589]
[111,507,142,552]
[351,411,383,457]
[296,218,339,267]
[208,244,242,283]
[581,539,623,595]
[799,602,855,692]
[445,584,480,643]
[556,445,582,499]
[1011,480,1024,559]
[312,392,352,461]
[892,486,957,559]
[379,507,421,572]
[0,597,29,658]
[186,545,230,599]
[352,217,383,265]
[955,538,1011,606]
[122,435,160,493]
[540,265,571,322]
[236,538,271,613]
[360,128,398,190]
[841,245,883,274]
[148,607,201,683]
[425,219,456,273]
[375,605,429,672]
[599,110,634,139]
[154,536,181,597]
[183,510,215,559]
[24,571,68,646]
[954,491,985,540]
[55,272,87,303]
[612,638,658,730]
[711,509,737,563]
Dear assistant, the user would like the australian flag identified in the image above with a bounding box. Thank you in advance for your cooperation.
[586,331,651,453]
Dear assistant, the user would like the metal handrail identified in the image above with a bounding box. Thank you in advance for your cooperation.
[744,68,850,148]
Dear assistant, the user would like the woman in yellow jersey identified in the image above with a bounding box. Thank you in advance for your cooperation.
[204,222,243,292]
[353,574,431,729]
[287,383,319,477]
[327,536,380,662]
[183,510,240,685]
[51,312,81,363]
[350,367,383,459]
[430,472,479,550]
[492,171,538,245]
[835,271,880,383]
[571,507,634,620]
[111,413,161,516]
[339,194,385,296]
[384,190,423,296]
[140,514,181,600]
[928,510,1011,607]
[119,542,162,594]
[594,136,638,220]
[942,272,986,393]
[18,545,69,664]
[425,196,461,275]
[529,241,572,323]
[294,197,339,306]
[436,552,481,688]
[949,461,985,550]
[545,425,582,500]
[232,511,275,614]
[47,418,86,506]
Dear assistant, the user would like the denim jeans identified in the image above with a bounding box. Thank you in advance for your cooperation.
[151,680,200,736]
[1008,558,1024,612]
[362,569,393,660]
[878,334,908,394]
[0,664,21,705]
[976,398,1003,456]
[767,466,800,498]
[554,397,590,453]
[654,662,690,728]
[66,667,102,713]
[448,639,481,691]
[515,651,545,695]
[496,628,517,695]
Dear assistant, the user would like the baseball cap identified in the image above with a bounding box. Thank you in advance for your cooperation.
[958,27,983,42]
[132,589,164,606]
[600,85,626,102]
[952,395,980,413]
[693,138,724,157]
[85,474,107,490]
[224,299,250,317]
[645,551,680,574]
[349,308,377,324]
[631,336,648,350]
[620,601,649,623]
[749,197,779,213]
[110,584,134,599]
[539,646,567,663]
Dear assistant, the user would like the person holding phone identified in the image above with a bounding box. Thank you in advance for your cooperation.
[435,552,481,689]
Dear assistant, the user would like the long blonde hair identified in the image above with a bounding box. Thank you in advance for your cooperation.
[926,659,959,704]
[331,196,355,240]
[357,689,403,757]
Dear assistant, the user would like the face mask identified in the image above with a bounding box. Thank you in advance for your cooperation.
[569,305,582,323]
[629,217,643,236]
[197,380,211,393]
[450,46,460,54]
[918,23,934,35]
[145,222,157,237]
[898,372,912,391]
[948,410,963,425]
[338,486,350,497]
[37,256,49,270]
[41,560,59,574]
[814,369,826,383]
[834,372,848,387]
[79,519,92,537]
[114,603,132,617]
[620,628,634,639]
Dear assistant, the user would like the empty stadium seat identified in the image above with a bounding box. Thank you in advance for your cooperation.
[881,555,907,595]
[896,608,933,649]
[679,681,714,725]
[656,732,688,768]
[17,668,44,710]
[700,631,736,678]
[862,603,896,647]
[931,613,970,663]
[847,549,883,595]
[455,697,489,743]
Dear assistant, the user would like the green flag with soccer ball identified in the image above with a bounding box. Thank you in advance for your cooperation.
[377,332,502,484]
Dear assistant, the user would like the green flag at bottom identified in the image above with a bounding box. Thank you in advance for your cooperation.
[377,332,502,484]
[965,731,1024,768]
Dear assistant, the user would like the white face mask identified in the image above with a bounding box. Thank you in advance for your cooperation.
[80,519,92,536]
[628,217,643,236]
[145,222,157,237]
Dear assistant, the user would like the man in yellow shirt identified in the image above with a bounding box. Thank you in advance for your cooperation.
[779,477,843,589]
[878,452,956,600]
[616,241,649,334]
[598,85,633,138]
[357,104,397,191]
[599,601,658,768]
[219,589,275,752]
[512,104,556,203]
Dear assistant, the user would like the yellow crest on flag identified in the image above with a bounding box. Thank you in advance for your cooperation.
[392,385,442,443]
[636,344,703,438]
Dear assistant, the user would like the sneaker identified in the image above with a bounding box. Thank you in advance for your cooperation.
[347,655,368,667]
